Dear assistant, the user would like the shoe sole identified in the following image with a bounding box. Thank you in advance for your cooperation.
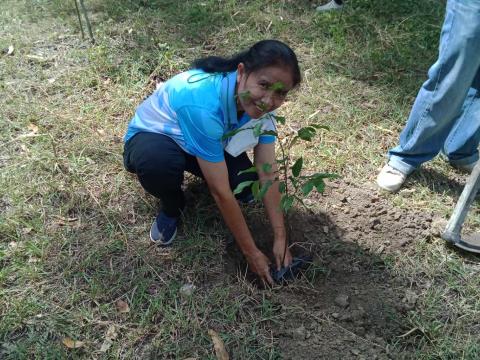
[376,181,403,193]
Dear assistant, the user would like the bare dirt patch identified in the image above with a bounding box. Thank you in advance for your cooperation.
[223,179,442,359]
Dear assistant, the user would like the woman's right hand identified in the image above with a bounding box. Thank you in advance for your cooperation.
[245,249,274,286]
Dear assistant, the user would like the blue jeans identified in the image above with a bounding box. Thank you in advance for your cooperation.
[388,0,480,175]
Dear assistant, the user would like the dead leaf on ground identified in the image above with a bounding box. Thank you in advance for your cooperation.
[21,227,33,235]
[51,215,79,227]
[116,299,130,313]
[27,123,39,134]
[100,325,118,352]
[62,337,85,349]
[208,329,229,360]
[25,54,50,62]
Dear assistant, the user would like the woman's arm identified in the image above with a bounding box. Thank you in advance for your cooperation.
[254,142,293,270]
[196,157,274,285]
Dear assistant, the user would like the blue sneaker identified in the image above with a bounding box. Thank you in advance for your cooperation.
[149,212,178,246]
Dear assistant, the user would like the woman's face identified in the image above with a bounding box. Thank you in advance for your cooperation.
[236,63,295,119]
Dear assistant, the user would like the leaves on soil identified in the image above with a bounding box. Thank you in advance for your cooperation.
[208,329,229,360]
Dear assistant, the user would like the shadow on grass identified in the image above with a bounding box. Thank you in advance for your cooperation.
[407,167,471,199]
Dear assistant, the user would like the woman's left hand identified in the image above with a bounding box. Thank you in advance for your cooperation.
[272,239,293,271]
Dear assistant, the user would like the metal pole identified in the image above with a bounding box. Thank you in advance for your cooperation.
[442,161,480,244]
[78,0,95,44]
[73,0,85,40]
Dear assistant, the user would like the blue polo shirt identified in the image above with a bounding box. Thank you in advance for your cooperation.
[124,69,276,162]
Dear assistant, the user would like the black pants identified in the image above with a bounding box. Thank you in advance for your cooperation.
[123,132,257,217]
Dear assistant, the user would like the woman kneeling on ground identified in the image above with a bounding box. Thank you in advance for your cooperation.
[123,40,301,285]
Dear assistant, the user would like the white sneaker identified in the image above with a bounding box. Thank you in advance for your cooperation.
[377,164,407,192]
[316,0,344,12]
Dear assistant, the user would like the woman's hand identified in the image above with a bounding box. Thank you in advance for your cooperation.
[272,239,293,271]
[245,249,274,286]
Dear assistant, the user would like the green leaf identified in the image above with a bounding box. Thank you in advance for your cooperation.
[261,163,272,173]
[259,130,278,137]
[308,172,339,193]
[238,166,257,175]
[302,181,314,196]
[314,179,325,193]
[233,180,255,195]
[291,157,303,177]
[258,180,273,199]
[280,195,294,213]
[297,127,316,141]
[274,115,286,125]
[238,91,251,102]
[269,81,285,92]
[253,123,262,137]
[251,180,260,199]
[310,124,330,131]
[278,181,286,194]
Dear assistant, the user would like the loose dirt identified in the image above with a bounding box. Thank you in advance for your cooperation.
[224,179,442,359]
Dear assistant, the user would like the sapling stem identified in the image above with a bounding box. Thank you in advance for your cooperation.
[277,135,291,266]
[230,111,336,278]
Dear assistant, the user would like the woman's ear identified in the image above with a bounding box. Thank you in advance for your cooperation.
[237,62,245,83]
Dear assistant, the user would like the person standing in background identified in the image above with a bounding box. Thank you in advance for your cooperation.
[377,0,480,192]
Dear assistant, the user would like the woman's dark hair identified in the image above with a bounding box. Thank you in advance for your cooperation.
[192,40,301,87]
